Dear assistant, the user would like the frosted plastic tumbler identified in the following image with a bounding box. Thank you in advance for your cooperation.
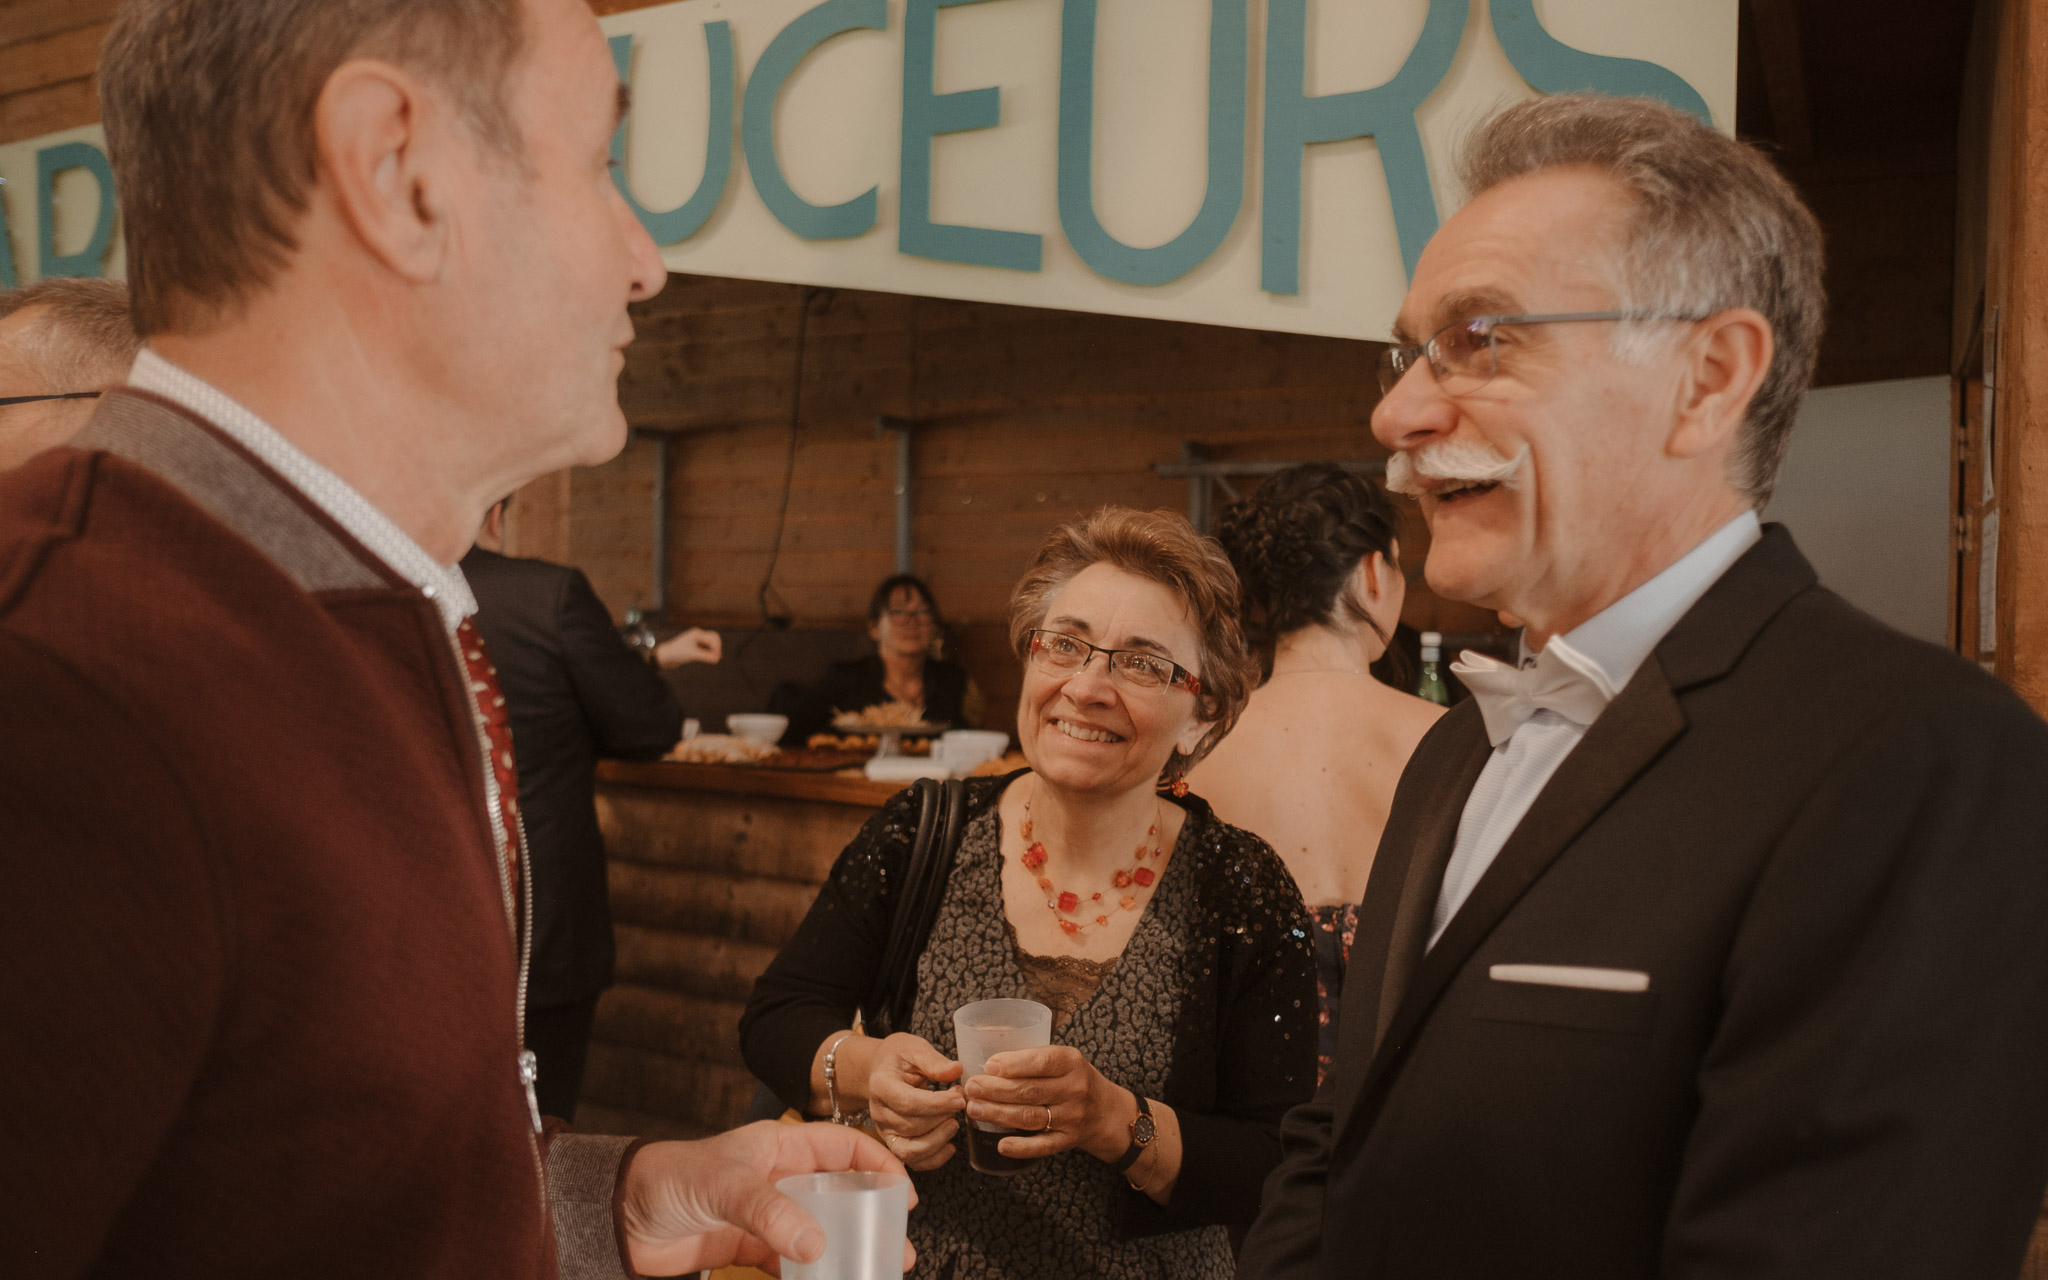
[953,998,1052,1175]
[776,1170,910,1280]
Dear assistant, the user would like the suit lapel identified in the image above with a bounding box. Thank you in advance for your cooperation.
[1325,526,1821,1161]
[1326,704,1491,1138]
[1336,656,1687,1150]
[1372,725,1492,1056]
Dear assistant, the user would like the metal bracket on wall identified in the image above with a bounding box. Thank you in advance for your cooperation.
[876,415,921,574]
[1156,444,1388,532]
[630,428,674,623]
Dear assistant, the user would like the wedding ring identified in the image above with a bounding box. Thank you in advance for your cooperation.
[1039,1104,1054,1132]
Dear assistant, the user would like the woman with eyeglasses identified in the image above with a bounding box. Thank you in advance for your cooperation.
[1191,463,1445,1084]
[742,508,1315,1280]
[780,573,985,744]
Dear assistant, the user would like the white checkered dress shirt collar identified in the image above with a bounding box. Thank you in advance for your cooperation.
[127,349,476,632]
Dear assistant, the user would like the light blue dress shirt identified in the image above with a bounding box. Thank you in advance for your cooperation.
[1427,511,1764,949]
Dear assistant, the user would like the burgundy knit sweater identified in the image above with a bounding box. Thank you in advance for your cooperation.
[0,392,640,1278]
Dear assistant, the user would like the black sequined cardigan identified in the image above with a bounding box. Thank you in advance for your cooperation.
[740,772,1318,1237]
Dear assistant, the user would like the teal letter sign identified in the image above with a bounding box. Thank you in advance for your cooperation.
[900,0,1042,271]
[742,0,887,240]
[1260,0,1467,292]
[37,141,116,279]
[0,188,18,289]
[1057,0,1247,286]
[1491,0,1710,122]
[610,26,736,245]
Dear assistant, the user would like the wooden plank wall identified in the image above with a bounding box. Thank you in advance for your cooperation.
[1992,0,2048,719]
[632,276,1454,630]
[1950,0,2048,724]
[0,0,111,145]
[1958,4,2048,1273]
[536,273,1502,733]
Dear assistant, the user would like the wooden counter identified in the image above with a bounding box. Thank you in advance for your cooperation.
[596,758,905,807]
[576,761,900,1138]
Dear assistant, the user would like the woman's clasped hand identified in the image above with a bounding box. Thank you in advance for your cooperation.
[847,1031,965,1170]
[852,1032,1138,1169]
[961,1043,1135,1163]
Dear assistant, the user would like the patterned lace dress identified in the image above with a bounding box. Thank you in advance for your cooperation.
[740,776,1317,1280]
[902,798,1311,1280]
[1308,903,1360,1084]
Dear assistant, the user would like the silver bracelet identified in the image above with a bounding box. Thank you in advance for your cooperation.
[823,1031,867,1127]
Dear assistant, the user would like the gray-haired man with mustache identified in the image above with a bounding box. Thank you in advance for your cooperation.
[1236,94,2048,1280]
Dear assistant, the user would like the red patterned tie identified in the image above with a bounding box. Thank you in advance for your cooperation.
[455,617,522,889]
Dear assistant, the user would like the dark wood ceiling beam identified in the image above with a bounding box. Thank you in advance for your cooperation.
[1748,0,1816,164]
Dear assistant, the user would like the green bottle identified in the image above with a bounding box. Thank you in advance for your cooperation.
[1416,630,1451,706]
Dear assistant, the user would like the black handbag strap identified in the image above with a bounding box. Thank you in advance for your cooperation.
[865,776,967,1038]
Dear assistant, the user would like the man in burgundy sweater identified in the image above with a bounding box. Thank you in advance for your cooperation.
[0,0,906,1276]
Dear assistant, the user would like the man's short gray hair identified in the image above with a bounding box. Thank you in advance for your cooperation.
[1460,94,1825,504]
[0,278,139,393]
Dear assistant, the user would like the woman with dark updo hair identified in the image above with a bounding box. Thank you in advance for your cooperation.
[1189,462,1442,1082]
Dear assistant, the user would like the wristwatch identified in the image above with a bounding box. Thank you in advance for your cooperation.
[1108,1091,1154,1174]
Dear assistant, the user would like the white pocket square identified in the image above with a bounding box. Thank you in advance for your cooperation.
[1489,963,1651,993]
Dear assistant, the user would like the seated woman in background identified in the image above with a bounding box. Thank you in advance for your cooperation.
[1189,462,1443,1083]
[781,573,984,743]
[742,508,1315,1280]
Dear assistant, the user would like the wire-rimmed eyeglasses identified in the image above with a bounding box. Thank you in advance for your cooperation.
[1375,312,1704,397]
[1026,628,1202,697]
[0,391,102,407]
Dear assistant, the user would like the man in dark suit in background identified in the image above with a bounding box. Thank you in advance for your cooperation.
[464,501,717,1119]
[1237,94,2048,1279]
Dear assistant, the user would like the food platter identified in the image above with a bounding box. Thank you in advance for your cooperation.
[664,701,958,772]
[830,715,948,738]
[826,708,948,759]
[665,738,875,772]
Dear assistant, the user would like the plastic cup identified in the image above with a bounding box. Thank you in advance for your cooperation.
[953,998,1052,1175]
[776,1170,910,1280]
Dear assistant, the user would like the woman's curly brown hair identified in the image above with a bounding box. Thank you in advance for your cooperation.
[1007,507,1259,781]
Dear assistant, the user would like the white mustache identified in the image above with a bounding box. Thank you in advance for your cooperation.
[1384,439,1530,496]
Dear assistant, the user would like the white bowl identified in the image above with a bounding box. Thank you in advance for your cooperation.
[726,713,789,747]
[937,729,1011,773]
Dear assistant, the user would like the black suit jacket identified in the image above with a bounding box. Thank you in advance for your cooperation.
[461,548,682,1006]
[1237,526,2048,1280]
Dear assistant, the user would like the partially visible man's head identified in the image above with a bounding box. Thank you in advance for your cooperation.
[0,277,138,469]
[1373,94,1824,639]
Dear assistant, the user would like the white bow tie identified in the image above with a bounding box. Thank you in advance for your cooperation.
[1451,640,1620,748]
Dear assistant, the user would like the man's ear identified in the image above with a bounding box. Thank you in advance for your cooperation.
[1668,307,1773,461]
[314,60,454,284]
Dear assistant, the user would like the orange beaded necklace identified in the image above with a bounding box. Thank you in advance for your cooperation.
[1018,783,1165,936]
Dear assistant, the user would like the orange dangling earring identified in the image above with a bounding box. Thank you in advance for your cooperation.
[1171,770,1189,798]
